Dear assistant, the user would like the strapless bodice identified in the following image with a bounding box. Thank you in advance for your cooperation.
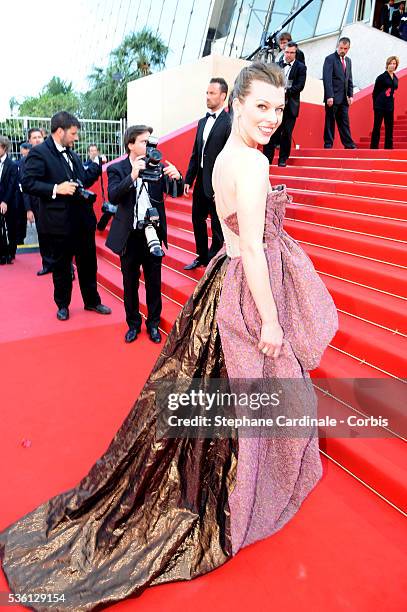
[219,185,291,258]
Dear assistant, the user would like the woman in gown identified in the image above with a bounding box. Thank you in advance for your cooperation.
[0,63,338,611]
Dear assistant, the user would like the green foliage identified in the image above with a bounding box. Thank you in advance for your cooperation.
[17,77,80,117]
[11,28,168,121]
[80,28,168,119]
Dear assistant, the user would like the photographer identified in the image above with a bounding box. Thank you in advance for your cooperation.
[21,111,112,321]
[106,125,183,344]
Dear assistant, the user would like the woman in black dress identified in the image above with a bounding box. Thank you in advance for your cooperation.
[370,56,399,149]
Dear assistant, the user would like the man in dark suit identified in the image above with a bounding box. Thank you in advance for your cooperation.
[322,37,356,150]
[380,0,396,33]
[106,125,183,344]
[21,111,111,321]
[184,78,231,270]
[276,32,306,65]
[0,136,18,264]
[19,127,55,276]
[264,42,307,167]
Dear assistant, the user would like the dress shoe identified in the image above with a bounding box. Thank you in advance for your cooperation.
[184,258,207,271]
[84,304,112,315]
[278,160,287,167]
[125,328,140,343]
[57,307,69,321]
[324,145,333,149]
[6,255,13,264]
[148,326,162,343]
[345,144,357,149]
[37,267,51,276]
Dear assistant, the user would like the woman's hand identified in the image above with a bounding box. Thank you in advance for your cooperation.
[258,320,284,359]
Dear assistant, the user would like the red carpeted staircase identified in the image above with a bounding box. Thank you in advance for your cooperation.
[358,109,407,148]
[95,146,407,517]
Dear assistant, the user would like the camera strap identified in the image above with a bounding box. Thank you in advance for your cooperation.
[135,179,149,223]
[99,167,107,202]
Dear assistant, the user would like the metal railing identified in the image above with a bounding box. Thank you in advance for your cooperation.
[0,116,127,161]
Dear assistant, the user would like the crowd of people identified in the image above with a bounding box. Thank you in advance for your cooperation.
[0,37,400,342]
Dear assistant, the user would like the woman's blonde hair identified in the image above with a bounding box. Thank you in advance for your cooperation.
[386,56,399,69]
[229,62,285,117]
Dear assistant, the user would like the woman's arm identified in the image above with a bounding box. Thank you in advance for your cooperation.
[235,149,283,358]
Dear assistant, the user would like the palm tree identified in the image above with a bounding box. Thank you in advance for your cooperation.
[82,28,168,120]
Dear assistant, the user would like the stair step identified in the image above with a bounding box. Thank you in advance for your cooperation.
[269,174,407,202]
[290,189,407,220]
[288,156,407,172]
[290,148,407,159]
[272,164,407,186]
[303,243,407,298]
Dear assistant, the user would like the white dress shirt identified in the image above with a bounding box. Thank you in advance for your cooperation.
[0,153,6,181]
[129,157,152,228]
[53,138,74,172]
[283,60,294,79]
[201,108,223,168]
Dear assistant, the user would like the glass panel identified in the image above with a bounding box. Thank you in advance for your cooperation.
[363,0,372,21]
[314,0,348,36]
[290,0,322,40]
[180,2,214,64]
[346,0,357,24]
[242,8,269,56]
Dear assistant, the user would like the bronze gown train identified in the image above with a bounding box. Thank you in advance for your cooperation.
[0,186,338,610]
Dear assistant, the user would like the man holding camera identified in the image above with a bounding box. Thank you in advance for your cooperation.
[106,125,183,344]
[21,111,112,320]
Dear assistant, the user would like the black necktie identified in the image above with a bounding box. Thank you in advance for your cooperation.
[206,112,216,119]
[282,62,290,68]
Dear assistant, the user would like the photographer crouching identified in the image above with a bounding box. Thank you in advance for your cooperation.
[21,111,112,321]
[106,125,183,344]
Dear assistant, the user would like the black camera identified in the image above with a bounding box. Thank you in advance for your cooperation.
[139,136,163,183]
[136,206,164,257]
[74,179,97,205]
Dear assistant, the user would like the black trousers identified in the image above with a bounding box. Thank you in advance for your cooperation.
[370,109,394,149]
[50,230,101,309]
[192,172,224,264]
[263,113,297,163]
[32,206,55,271]
[324,102,355,148]
[120,229,162,330]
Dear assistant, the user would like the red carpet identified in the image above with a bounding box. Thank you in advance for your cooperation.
[1,253,406,611]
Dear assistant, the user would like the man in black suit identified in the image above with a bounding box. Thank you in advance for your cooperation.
[380,0,396,33]
[322,37,356,150]
[106,125,183,344]
[21,111,111,321]
[275,32,306,65]
[264,42,307,167]
[184,78,231,270]
[20,127,54,276]
[0,136,18,264]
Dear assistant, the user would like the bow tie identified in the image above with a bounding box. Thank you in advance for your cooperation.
[206,112,216,119]
[282,62,291,68]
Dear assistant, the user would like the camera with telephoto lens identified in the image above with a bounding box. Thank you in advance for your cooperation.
[74,179,97,205]
[136,207,164,257]
[139,136,163,183]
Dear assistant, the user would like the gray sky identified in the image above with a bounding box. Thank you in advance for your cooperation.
[1,0,212,118]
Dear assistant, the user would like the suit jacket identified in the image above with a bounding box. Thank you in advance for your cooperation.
[0,156,18,209]
[21,136,101,235]
[19,155,40,214]
[185,109,231,199]
[106,156,184,255]
[323,52,354,104]
[380,4,394,32]
[372,71,398,112]
[279,59,307,117]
